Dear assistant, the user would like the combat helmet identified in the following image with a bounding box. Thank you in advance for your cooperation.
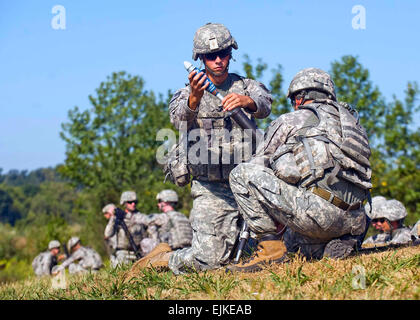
[369,198,407,222]
[366,196,387,219]
[156,189,179,203]
[102,203,116,214]
[48,240,61,250]
[287,68,336,101]
[67,236,80,251]
[192,23,238,61]
[120,191,137,205]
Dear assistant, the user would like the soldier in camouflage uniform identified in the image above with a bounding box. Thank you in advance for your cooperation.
[227,68,372,272]
[104,191,151,267]
[52,237,103,274]
[147,190,193,250]
[32,240,64,277]
[102,203,118,267]
[411,220,420,240]
[135,23,272,274]
[363,197,414,246]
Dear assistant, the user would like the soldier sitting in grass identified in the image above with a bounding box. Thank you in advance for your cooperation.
[363,196,415,246]
[52,237,103,275]
[32,240,65,277]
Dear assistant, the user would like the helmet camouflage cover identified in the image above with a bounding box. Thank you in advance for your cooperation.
[102,203,116,214]
[192,22,238,61]
[365,196,387,219]
[369,198,407,221]
[67,236,80,251]
[287,68,336,100]
[156,189,179,203]
[48,240,61,250]
[120,191,137,205]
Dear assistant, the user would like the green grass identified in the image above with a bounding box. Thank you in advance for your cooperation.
[0,246,418,300]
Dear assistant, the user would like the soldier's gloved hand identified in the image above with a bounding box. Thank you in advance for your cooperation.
[188,70,210,110]
[222,93,256,112]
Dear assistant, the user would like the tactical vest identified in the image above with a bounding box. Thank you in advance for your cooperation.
[116,212,147,250]
[272,99,372,195]
[294,100,372,190]
[164,210,193,249]
[188,73,255,182]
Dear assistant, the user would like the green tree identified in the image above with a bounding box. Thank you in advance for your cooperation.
[330,55,386,145]
[0,186,25,225]
[59,71,186,214]
[330,56,419,222]
[374,82,420,222]
[240,55,289,129]
[26,181,78,223]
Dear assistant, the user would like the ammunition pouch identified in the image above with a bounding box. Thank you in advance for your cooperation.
[164,135,191,187]
[270,144,301,185]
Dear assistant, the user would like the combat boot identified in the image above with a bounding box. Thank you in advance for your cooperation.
[134,242,172,269]
[138,251,172,269]
[322,238,356,259]
[226,239,288,273]
[124,243,172,282]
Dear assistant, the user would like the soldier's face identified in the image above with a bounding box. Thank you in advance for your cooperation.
[125,200,137,212]
[372,218,391,232]
[203,51,230,76]
[51,248,60,256]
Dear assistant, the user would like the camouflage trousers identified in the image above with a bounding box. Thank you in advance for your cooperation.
[112,250,138,267]
[68,263,99,274]
[229,163,366,259]
[112,238,159,268]
[169,179,240,275]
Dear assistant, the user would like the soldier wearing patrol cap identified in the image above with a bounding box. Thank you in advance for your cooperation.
[104,191,151,267]
[145,22,273,274]
[226,68,373,272]
[32,240,65,276]
[52,237,103,274]
[146,190,192,250]
[363,197,414,246]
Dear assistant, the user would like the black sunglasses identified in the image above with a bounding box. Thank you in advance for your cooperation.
[204,48,231,61]
[126,200,138,205]
[372,218,386,223]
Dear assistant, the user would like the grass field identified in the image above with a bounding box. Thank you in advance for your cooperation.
[0,246,418,300]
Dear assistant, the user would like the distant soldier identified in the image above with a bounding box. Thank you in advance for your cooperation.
[363,198,414,246]
[104,191,150,267]
[32,240,65,277]
[102,203,118,267]
[147,190,193,250]
[52,237,103,275]
[411,220,420,239]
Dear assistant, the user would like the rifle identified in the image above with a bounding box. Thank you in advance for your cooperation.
[115,208,143,259]
[356,240,420,256]
[233,221,250,264]
[62,244,70,259]
[225,109,259,264]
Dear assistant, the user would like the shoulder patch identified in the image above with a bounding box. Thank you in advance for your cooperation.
[169,91,182,104]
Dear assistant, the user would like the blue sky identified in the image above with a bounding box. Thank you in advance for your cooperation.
[0,0,419,172]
